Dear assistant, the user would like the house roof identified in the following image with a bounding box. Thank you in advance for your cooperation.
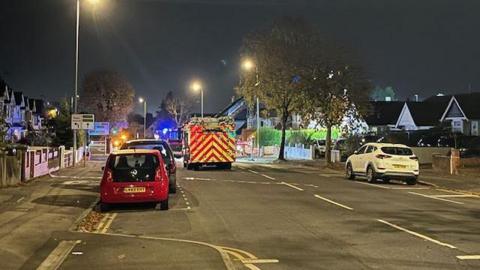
[217,97,245,117]
[364,101,404,126]
[28,98,36,111]
[23,96,29,109]
[13,92,24,106]
[405,101,444,126]
[34,99,45,115]
[452,92,480,119]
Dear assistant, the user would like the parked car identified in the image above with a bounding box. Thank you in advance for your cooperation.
[345,143,419,185]
[333,138,349,161]
[314,139,326,158]
[100,149,169,211]
[121,139,177,193]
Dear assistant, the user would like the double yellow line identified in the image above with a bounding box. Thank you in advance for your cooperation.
[95,213,117,234]
[220,246,278,270]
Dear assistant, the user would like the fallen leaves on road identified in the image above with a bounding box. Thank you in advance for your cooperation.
[76,210,104,232]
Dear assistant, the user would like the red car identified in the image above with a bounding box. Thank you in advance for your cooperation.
[100,149,169,211]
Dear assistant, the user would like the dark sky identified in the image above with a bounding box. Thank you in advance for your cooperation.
[1,0,479,114]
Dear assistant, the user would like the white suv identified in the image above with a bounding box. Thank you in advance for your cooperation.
[345,143,419,185]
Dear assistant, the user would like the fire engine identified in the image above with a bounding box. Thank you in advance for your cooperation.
[183,117,235,170]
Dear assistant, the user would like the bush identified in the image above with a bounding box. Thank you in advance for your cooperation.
[258,127,341,146]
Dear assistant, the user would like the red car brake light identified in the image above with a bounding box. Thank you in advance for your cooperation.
[104,169,113,182]
[155,168,163,181]
[376,154,392,159]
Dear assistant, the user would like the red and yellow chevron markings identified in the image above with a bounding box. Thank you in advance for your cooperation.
[190,132,235,163]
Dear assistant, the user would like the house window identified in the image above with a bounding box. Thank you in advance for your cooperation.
[472,121,479,136]
[452,120,463,133]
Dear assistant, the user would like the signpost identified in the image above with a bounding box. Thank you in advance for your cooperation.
[71,114,94,130]
[71,114,95,167]
[90,122,110,136]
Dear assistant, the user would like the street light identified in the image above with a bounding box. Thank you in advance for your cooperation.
[190,80,204,117]
[241,59,261,158]
[139,97,147,138]
[73,0,100,165]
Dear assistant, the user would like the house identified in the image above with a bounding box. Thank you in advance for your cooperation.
[438,93,480,136]
[216,97,278,135]
[394,97,450,131]
[0,85,10,120]
[363,101,404,133]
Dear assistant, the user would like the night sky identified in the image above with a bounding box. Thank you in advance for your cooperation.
[1,0,479,114]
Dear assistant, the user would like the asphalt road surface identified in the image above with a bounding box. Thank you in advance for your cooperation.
[2,158,480,269]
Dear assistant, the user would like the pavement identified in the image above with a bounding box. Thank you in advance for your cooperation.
[1,156,480,269]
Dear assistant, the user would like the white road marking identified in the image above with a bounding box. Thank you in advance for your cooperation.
[260,174,276,180]
[183,177,212,181]
[49,173,101,180]
[377,219,457,249]
[456,255,480,260]
[356,182,391,189]
[432,194,479,198]
[356,181,429,190]
[314,194,354,211]
[389,187,429,190]
[241,259,279,264]
[16,197,25,203]
[37,240,81,270]
[248,170,259,174]
[408,192,464,205]
[281,182,304,191]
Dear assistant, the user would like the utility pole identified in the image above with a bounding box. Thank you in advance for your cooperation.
[73,0,80,166]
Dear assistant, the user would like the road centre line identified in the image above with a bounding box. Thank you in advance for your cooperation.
[377,219,457,249]
[314,194,354,211]
[248,169,259,174]
[16,196,25,203]
[281,182,304,191]
[456,255,480,260]
[260,174,276,180]
[408,192,464,205]
[432,194,479,198]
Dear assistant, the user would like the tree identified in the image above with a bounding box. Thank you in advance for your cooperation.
[302,50,371,164]
[237,17,312,160]
[48,99,84,147]
[0,117,8,147]
[371,86,396,101]
[80,70,135,122]
[163,91,191,128]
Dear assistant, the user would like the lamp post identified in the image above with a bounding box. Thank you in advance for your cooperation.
[241,58,261,157]
[190,81,203,117]
[139,97,147,138]
[73,0,99,165]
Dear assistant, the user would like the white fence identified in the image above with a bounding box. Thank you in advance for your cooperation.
[260,145,314,160]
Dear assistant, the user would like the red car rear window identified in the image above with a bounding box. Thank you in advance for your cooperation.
[108,154,159,182]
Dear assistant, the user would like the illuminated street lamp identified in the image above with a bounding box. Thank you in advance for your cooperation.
[241,59,261,157]
[139,97,147,138]
[73,0,100,165]
[190,80,204,117]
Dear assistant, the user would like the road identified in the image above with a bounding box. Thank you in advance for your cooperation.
[2,158,480,269]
